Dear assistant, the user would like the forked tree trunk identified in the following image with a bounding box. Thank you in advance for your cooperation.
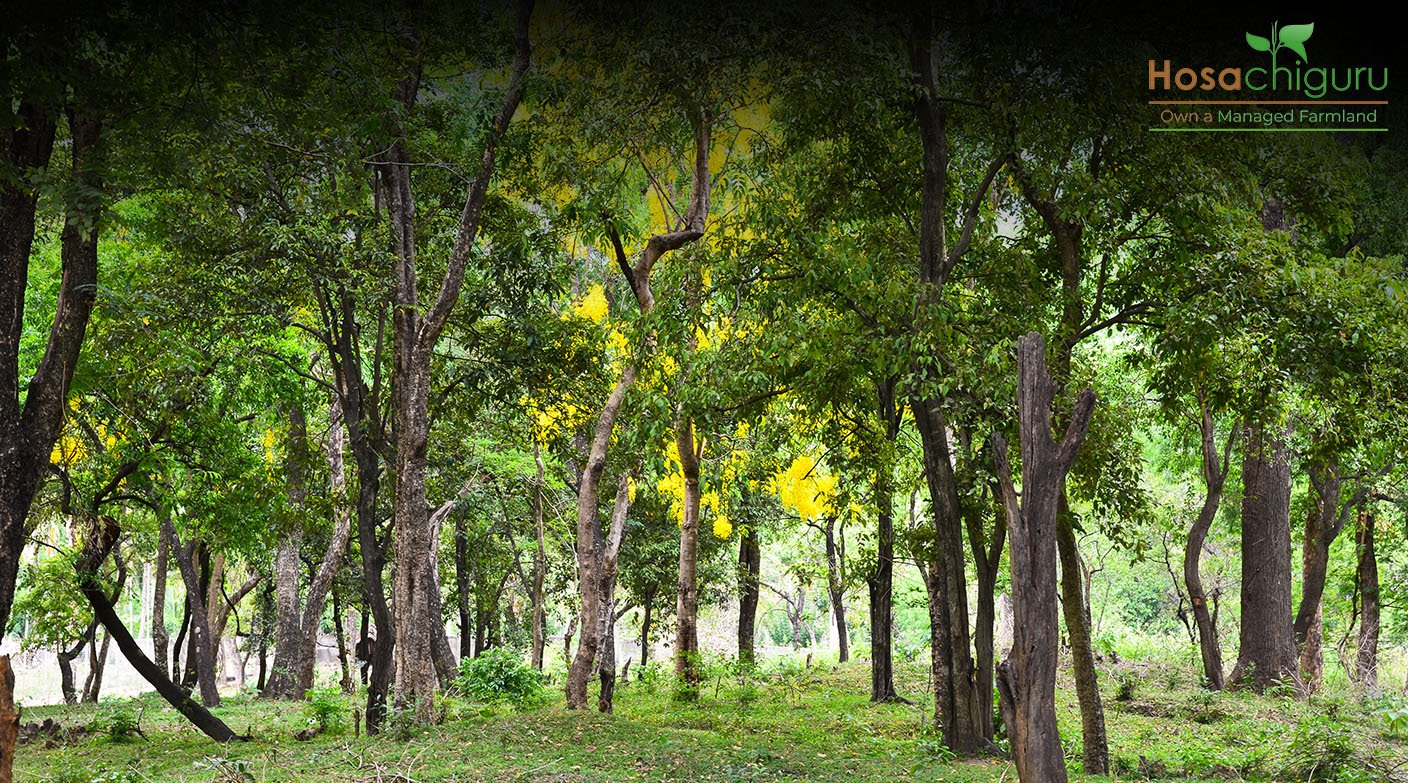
[571,100,712,703]
[567,478,632,708]
[738,528,761,665]
[821,516,849,664]
[1228,422,1302,694]
[163,521,221,707]
[993,332,1096,783]
[0,104,101,641]
[1186,399,1235,690]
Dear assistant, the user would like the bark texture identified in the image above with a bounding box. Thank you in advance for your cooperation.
[566,479,631,708]
[1185,399,1236,690]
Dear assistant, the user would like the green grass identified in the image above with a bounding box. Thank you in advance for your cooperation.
[14,657,1408,782]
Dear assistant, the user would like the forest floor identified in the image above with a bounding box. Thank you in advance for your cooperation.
[14,656,1408,782]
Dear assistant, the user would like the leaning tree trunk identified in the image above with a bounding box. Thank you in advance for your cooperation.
[993,332,1096,783]
[738,527,761,666]
[1055,501,1108,774]
[75,517,240,742]
[1294,457,1364,692]
[1356,508,1379,692]
[1228,422,1302,694]
[570,98,712,702]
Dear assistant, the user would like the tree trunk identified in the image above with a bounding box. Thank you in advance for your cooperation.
[333,590,354,694]
[75,517,240,742]
[738,527,761,665]
[0,105,100,642]
[967,490,1005,736]
[455,513,473,660]
[58,621,95,706]
[0,656,17,782]
[1356,508,1379,692]
[265,522,304,698]
[374,2,532,726]
[531,441,548,671]
[150,524,169,670]
[789,585,808,650]
[867,470,902,702]
[597,596,618,713]
[912,397,986,753]
[1056,498,1108,774]
[163,521,221,707]
[675,417,702,686]
[822,516,849,664]
[171,594,189,682]
[1228,422,1302,693]
[993,332,1096,783]
[81,629,112,703]
[1295,457,1359,692]
[288,397,356,694]
[640,586,655,672]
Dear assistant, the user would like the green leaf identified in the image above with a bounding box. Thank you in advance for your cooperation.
[1246,32,1272,52]
[1279,23,1314,61]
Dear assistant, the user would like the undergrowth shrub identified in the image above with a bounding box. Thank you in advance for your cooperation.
[303,685,348,733]
[453,648,546,705]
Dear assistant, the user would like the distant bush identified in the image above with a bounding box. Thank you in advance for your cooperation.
[453,648,546,705]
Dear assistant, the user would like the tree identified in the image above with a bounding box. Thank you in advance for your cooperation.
[368,0,533,723]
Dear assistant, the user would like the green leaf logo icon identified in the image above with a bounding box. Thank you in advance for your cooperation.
[1278,23,1314,62]
[1246,32,1272,52]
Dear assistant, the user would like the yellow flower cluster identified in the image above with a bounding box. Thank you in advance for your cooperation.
[572,284,609,323]
[772,455,837,521]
